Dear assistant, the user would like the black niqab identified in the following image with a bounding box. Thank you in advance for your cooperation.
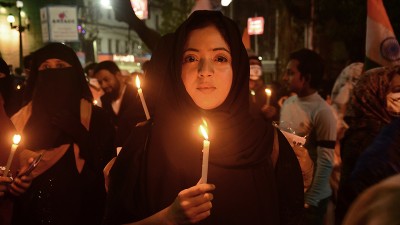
[22,43,93,150]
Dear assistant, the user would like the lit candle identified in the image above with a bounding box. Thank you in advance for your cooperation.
[135,75,150,120]
[3,134,21,177]
[199,124,210,184]
[265,88,272,106]
[250,90,256,103]
[93,100,98,105]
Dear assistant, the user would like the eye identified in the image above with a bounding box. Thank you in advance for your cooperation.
[183,55,197,64]
[215,55,228,63]
[56,62,72,68]
[38,63,50,71]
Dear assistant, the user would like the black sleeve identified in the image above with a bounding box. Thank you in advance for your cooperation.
[103,121,152,225]
[275,130,305,225]
[88,106,117,170]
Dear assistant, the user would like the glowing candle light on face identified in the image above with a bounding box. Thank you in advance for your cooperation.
[265,88,272,106]
[135,75,150,120]
[3,134,21,177]
[199,124,210,184]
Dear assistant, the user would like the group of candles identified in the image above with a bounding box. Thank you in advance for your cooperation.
[4,78,267,183]
[2,76,150,179]
[134,76,211,184]
[250,88,272,106]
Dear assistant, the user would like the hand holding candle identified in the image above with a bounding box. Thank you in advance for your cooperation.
[199,125,210,184]
[250,90,256,103]
[135,75,150,120]
[265,88,272,106]
[3,134,21,177]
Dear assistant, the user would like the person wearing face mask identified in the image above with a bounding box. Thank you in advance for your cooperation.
[248,55,281,121]
[330,62,364,140]
[10,43,116,225]
[103,10,304,225]
[335,65,400,225]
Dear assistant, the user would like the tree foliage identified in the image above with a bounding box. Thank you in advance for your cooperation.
[151,0,195,35]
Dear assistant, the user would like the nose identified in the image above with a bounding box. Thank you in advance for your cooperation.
[198,59,214,77]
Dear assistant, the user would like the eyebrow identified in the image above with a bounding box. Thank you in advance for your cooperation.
[183,47,231,54]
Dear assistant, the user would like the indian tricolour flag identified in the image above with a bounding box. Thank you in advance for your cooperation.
[365,0,400,70]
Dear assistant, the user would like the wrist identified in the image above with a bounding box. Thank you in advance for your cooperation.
[161,206,177,225]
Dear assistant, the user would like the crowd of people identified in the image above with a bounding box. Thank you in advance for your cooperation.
[0,8,400,225]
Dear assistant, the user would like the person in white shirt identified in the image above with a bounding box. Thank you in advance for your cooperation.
[280,48,337,225]
[94,61,147,147]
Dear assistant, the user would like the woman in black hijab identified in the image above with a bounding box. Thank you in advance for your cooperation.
[105,11,303,225]
[10,43,116,225]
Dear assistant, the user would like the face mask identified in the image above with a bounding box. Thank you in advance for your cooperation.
[386,92,400,116]
[249,65,262,80]
[334,83,351,105]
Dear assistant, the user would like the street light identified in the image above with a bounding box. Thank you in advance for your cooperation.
[7,0,28,69]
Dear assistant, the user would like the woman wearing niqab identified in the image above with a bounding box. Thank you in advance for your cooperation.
[336,65,400,225]
[104,11,303,225]
[10,43,116,225]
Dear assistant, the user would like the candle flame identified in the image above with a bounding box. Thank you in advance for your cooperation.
[135,75,141,89]
[199,125,208,140]
[13,134,21,145]
[201,118,208,128]
[265,88,272,96]
[93,100,98,105]
[250,90,255,96]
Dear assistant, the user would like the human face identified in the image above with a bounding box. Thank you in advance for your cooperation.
[38,59,72,71]
[282,59,305,94]
[95,69,121,100]
[181,25,232,110]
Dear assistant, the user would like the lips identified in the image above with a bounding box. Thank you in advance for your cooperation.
[197,85,216,94]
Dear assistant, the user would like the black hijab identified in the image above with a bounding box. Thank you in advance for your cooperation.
[22,43,93,150]
[146,10,276,220]
[0,57,12,108]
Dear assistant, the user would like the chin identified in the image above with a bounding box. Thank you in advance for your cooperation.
[195,101,220,110]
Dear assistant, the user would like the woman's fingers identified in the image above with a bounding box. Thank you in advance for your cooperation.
[0,177,12,197]
[168,183,215,224]
[180,183,215,198]
[9,175,33,196]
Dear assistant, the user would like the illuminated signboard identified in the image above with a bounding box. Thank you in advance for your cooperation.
[247,17,264,35]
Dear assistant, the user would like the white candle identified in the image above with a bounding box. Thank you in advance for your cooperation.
[3,134,21,177]
[199,125,210,184]
[265,88,272,106]
[135,75,150,120]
